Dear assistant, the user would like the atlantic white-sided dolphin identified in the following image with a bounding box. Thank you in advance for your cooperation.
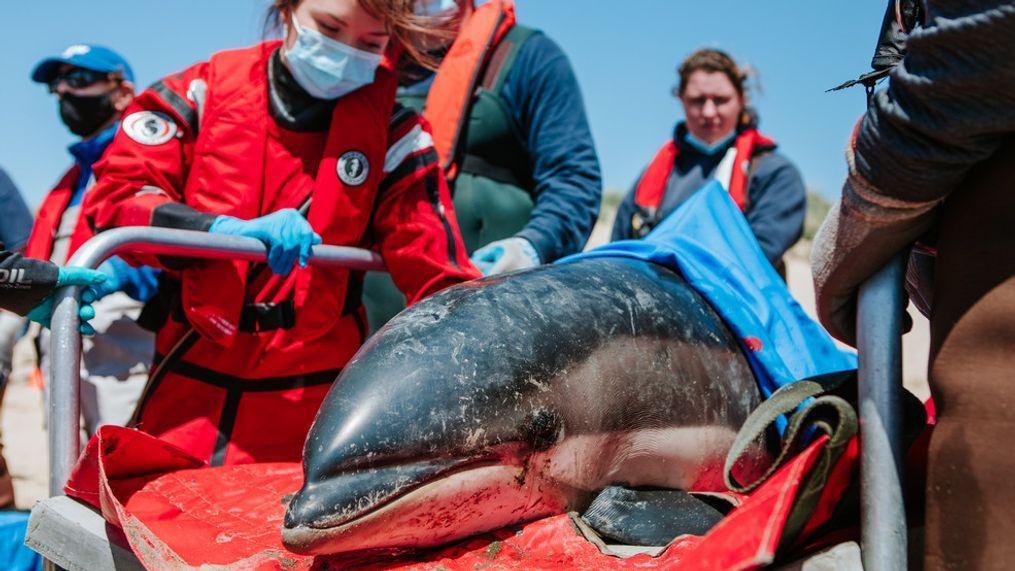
[282,257,770,554]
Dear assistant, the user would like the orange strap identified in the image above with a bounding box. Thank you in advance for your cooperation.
[424,0,517,174]
[633,141,678,211]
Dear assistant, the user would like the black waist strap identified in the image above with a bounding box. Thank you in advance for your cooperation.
[239,300,295,333]
[149,354,340,391]
[142,274,365,334]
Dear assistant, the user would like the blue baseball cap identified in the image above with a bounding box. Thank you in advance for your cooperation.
[31,44,134,84]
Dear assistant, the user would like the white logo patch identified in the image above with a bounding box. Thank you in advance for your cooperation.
[337,151,370,186]
[62,45,91,58]
[123,111,178,146]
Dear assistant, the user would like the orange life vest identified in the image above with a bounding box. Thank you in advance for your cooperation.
[423,0,517,177]
[634,129,777,216]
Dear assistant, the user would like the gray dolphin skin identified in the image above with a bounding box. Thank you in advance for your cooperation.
[281,257,770,555]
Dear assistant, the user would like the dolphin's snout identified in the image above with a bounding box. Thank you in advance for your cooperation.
[284,456,489,531]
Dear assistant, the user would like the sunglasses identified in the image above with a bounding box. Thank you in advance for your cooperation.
[47,68,119,93]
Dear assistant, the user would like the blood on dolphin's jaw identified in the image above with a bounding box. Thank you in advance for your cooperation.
[282,258,769,555]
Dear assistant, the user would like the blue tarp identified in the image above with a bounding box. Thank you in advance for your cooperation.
[0,511,42,571]
[560,181,856,406]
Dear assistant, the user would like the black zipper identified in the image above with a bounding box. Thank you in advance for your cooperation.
[425,176,462,269]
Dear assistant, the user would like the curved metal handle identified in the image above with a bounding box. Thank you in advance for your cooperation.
[857,252,908,570]
[48,227,385,497]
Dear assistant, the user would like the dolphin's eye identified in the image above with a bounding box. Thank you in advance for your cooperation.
[525,409,562,451]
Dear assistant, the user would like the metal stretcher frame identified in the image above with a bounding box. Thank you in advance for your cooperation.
[856,253,908,570]
[47,227,385,498]
[42,229,910,569]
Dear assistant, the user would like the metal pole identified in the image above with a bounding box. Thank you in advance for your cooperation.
[48,227,385,497]
[856,253,907,570]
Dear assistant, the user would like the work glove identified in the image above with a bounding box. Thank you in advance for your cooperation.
[209,209,322,276]
[91,257,161,303]
[471,237,541,276]
[27,266,107,335]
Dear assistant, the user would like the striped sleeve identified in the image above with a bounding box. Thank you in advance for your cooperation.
[380,104,440,195]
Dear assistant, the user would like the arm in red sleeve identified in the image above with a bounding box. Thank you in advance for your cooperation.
[85,63,216,269]
[372,113,480,305]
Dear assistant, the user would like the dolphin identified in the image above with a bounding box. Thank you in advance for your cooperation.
[281,257,771,555]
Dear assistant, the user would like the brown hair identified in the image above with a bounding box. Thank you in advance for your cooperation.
[675,48,760,127]
[266,0,459,70]
[675,48,752,98]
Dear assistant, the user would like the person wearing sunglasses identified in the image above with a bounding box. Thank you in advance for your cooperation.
[27,44,159,436]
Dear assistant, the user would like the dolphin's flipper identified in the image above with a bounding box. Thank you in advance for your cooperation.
[580,486,726,546]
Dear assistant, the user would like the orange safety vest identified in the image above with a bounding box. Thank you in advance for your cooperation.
[634,129,777,216]
[423,0,517,177]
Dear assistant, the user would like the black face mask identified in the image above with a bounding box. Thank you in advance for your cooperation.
[59,91,117,137]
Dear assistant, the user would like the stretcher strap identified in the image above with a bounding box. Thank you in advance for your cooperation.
[724,370,858,494]
[723,370,860,551]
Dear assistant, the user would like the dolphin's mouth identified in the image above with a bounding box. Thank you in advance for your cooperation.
[280,459,557,555]
[284,454,499,531]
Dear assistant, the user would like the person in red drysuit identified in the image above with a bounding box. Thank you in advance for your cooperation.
[84,0,480,466]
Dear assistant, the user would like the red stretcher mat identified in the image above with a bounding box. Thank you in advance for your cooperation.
[64,426,854,570]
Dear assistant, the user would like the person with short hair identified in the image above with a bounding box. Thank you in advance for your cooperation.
[29,44,158,435]
[612,49,806,272]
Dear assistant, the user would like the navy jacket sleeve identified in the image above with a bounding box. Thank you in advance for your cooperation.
[610,176,641,242]
[744,152,806,264]
[0,168,33,252]
[0,244,59,316]
[500,33,603,262]
[856,0,1015,204]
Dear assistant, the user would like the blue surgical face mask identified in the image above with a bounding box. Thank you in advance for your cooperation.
[685,130,737,155]
[285,12,384,100]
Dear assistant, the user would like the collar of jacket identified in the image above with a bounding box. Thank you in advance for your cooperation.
[69,121,119,169]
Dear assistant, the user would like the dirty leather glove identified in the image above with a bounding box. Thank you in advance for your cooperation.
[27,266,107,335]
[471,237,541,276]
[209,209,322,276]
[812,177,938,346]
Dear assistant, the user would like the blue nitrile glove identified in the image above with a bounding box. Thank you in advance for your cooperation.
[209,209,322,276]
[93,257,161,302]
[27,266,107,335]
[471,237,541,276]
[89,259,123,301]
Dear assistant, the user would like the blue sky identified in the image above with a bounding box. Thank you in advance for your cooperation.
[1,1,886,208]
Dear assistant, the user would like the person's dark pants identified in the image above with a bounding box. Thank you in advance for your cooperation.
[925,139,1015,570]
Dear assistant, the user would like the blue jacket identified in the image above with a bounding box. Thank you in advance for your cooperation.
[0,167,33,252]
[410,32,602,263]
[613,123,806,265]
[503,33,602,263]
